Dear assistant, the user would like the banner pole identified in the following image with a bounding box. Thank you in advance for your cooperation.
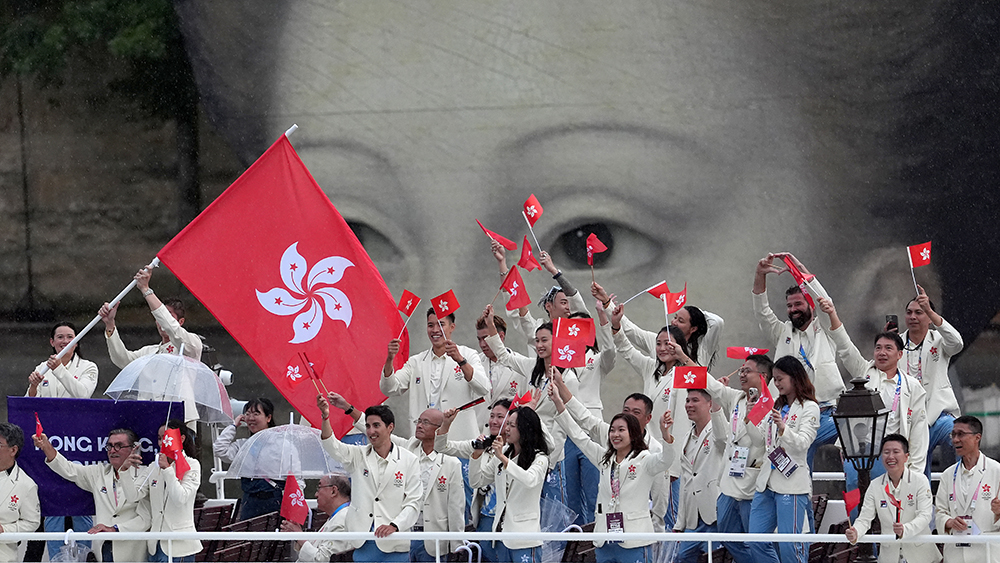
[522,211,542,253]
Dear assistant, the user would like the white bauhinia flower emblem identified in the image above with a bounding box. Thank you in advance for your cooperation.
[558,345,575,362]
[745,347,758,355]
[162,435,174,448]
[683,371,697,384]
[405,298,412,310]
[438,300,449,312]
[526,205,538,217]
[567,324,580,337]
[256,242,355,344]
[920,248,930,261]
[510,281,519,296]
[290,489,306,506]
[675,294,685,306]
[286,365,302,382]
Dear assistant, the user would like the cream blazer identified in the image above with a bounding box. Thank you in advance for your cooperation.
[934,454,1000,563]
[705,377,769,501]
[852,470,940,563]
[132,458,202,557]
[29,355,98,398]
[675,422,724,530]
[0,464,40,563]
[899,319,963,423]
[470,449,548,550]
[746,399,820,495]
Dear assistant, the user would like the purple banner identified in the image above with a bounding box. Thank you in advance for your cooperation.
[7,397,183,517]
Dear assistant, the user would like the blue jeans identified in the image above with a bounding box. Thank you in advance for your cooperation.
[149,543,195,562]
[352,540,408,563]
[843,457,887,519]
[460,456,474,524]
[663,478,680,531]
[927,412,956,480]
[477,515,498,562]
[595,543,653,563]
[748,490,811,563]
[494,544,540,563]
[674,518,716,563]
[410,540,436,562]
[563,438,598,525]
[806,407,838,471]
[715,494,753,563]
[542,461,566,506]
[44,515,93,561]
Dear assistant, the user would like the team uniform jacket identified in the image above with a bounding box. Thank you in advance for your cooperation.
[619,309,725,371]
[504,291,587,357]
[28,355,98,398]
[746,399,820,496]
[899,319,964,424]
[573,321,616,416]
[675,422,723,530]
[321,434,422,553]
[47,453,150,562]
[555,410,673,548]
[852,469,940,563]
[934,454,1000,563]
[705,377,769,501]
[380,345,489,442]
[476,349,525,430]
[0,463,40,563]
[295,504,351,561]
[469,449,549,550]
[131,458,202,558]
[105,304,203,368]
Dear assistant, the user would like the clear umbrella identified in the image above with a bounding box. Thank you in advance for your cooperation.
[225,424,344,479]
[105,353,234,424]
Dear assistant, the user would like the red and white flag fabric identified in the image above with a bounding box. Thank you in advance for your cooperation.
[646,281,669,300]
[160,427,191,479]
[665,283,687,314]
[280,475,309,525]
[397,289,420,317]
[283,353,317,387]
[501,267,532,311]
[781,256,816,309]
[476,219,517,251]
[552,317,589,369]
[585,233,608,266]
[907,241,932,268]
[510,390,533,410]
[431,290,460,319]
[746,378,775,426]
[523,194,544,227]
[34,412,43,438]
[518,236,541,272]
[157,134,407,436]
[843,488,861,516]
[726,347,771,360]
[673,366,707,389]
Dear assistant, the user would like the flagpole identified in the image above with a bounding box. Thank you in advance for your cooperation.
[621,281,667,306]
[489,286,503,308]
[301,352,331,397]
[522,211,542,253]
[284,124,298,138]
[661,295,671,339]
[38,258,160,376]
[909,266,919,296]
[396,304,419,341]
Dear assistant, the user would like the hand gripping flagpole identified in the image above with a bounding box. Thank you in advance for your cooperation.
[38,258,160,376]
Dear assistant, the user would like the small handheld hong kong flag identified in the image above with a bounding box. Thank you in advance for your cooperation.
[552,317,589,369]
[746,378,774,426]
[34,412,43,438]
[907,241,932,268]
[518,236,541,271]
[781,257,815,309]
[476,220,517,251]
[726,347,771,360]
[673,366,707,389]
[431,290,460,319]
[161,427,191,479]
[665,283,687,314]
[281,475,309,525]
[843,488,861,516]
[510,390,533,410]
[646,281,669,300]
[523,194,544,227]
[397,289,420,317]
[585,233,607,266]
[501,267,532,311]
[283,353,313,387]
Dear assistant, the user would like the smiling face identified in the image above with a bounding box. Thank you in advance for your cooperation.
[105,433,133,470]
[50,325,77,357]
[243,405,272,434]
[504,412,520,447]
[904,300,931,334]
[773,368,794,400]
[738,360,762,393]
[365,414,394,450]
[534,328,553,360]
[608,418,632,455]
[873,337,903,373]
[685,391,711,425]
[671,309,694,340]
[622,398,652,428]
[786,292,813,331]
[880,439,909,476]
[545,292,571,320]
[426,314,455,347]
[488,404,509,436]
[655,331,678,364]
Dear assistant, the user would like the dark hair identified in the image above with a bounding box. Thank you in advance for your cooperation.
[601,413,648,466]
[50,321,82,358]
[365,405,395,428]
[881,433,909,454]
[785,285,804,299]
[567,312,598,353]
[491,398,512,410]
[108,427,139,445]
[162,297,187,320]
[326,473,351,499]
[624,393,653,416]
[505,407,549,471]
[745,354,774,380]
[906,296,937,313]
[874,332,904,351]
[681,306,707,364]
[530,322,564,386]
[244,398,276,428]
[163,420,199,458]
[773,356,818,407]
[652,326,688,383]
[687,388,712,402]
[426,307,455,325]
[954,415,983,435]
[0,423,25,459]
[476,314,507,333]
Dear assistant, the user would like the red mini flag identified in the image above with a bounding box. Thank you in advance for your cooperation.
[501,267,532,311]
[161,427,191,479]
[34,412,43,438]
[726,347,771,360]
[552,318,589,369]
[510,390,533,410]
[673,366,707,389]
[518,236,541,271]
[397,290,420,317]
[523,194,544,227]
[781,256,816,309]
[283,353,314,387]
[665,283,687,314]
[156,134,407,436]
[476,219,517,251]
[746,380,775,426]
[907,241,932,268]
[843,488,861,516]
[431,290,460,319]
[585,233,608,266]
[281,475,309,525]
[646,281,669,300]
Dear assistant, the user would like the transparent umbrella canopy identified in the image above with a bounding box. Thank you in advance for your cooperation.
[105,353,234,425]
[225,424,344,479]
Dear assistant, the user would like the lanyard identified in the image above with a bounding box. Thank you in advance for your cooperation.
[331,502,349,518]
[906,339,923,382]
[953,460,986,513]
[731,404,740,436]
[798,343,814,372]
[887,373,902,412]
[609,462,621,506]
[687,426,709,468]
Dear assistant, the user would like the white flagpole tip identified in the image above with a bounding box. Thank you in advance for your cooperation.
[285,124,299,138]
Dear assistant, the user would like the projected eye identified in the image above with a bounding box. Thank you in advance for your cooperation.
[346,221,404,264]
[549,221,658,271]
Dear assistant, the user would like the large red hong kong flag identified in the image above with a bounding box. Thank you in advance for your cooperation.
[157,134,408,436]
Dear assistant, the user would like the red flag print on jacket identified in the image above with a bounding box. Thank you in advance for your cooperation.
[672,366,707,389]
[501,267,532,311]
[397,289,420,317]
[281,475,309,525]
[585,233,607,266]
[907,241,932,268]
[552,317,590,369]
[157,134,407,436]
[431,290,460,319]
[523,194,544,227]
[476,219,517,251]
[518,236,541,272]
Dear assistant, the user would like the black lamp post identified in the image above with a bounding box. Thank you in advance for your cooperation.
[834,377,890,563]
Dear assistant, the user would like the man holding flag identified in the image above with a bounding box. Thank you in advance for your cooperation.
[0,422,40,563]
[280,473,353,562]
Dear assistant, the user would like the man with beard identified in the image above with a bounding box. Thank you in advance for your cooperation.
[752,252,845,469]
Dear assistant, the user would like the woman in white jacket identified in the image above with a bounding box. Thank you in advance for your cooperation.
[746,356,820,563]
[550,385,675,563]
[470,406,550,563]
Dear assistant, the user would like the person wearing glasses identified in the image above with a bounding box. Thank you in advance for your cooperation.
[0,423,40,563]
[280,473,353,562]
[934,415,1000,563]
[34,428,150,562]
[323,394,460,563]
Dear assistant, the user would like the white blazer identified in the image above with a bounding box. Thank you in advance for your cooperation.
[105,304,203,368]
[296,504,351,561]
[705,377,769,501]
[476,351,526,430]
[899,319,963,423]
[321,434,422,553]
[852,470,940,563]
[934,454,1000,563]
[29,355,98,398]
[470,449,549,550]
[0,463,40,563]
[619,309,725,371]
[555,411,672,548]
[504,291,588,357]
[380,346,489,441]
[132,458,202,557]
[675,422,724,530]
[47,453,150,563]
[746,399,820,495]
